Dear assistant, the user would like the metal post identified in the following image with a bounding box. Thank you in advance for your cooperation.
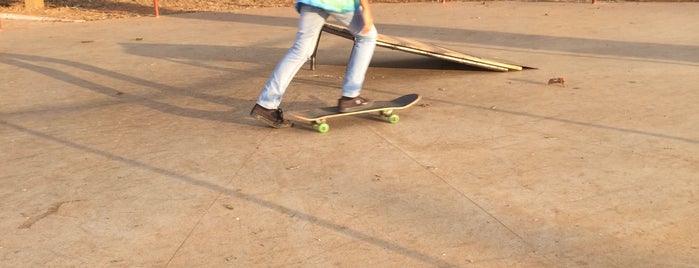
[310,29,323,70]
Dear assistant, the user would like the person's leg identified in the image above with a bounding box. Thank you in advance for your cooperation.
[331,8,377,98]
[256,5,328,109]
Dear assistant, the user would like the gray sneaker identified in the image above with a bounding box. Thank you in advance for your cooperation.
[250,104,293,128]
[338,96,373,113]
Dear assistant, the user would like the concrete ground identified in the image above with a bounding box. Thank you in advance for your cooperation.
[1,2,698,267]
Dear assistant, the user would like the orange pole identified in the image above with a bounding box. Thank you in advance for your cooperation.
[154,0,160,17]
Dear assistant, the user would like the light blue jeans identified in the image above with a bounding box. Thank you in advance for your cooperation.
[256,4,378,109]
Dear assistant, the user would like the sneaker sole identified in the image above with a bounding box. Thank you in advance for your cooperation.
[251,113,293,128]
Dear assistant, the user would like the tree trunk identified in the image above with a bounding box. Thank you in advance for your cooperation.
[24,0,45,10]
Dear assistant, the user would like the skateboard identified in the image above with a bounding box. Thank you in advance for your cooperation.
[289,93,422,133]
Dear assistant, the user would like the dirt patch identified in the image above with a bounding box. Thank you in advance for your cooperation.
[0,0,442,20]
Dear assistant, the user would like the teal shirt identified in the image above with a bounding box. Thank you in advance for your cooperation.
[296,0,360,13]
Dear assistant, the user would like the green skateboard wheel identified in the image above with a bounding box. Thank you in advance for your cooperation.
[316,123,330,133]
[388,114,400,124]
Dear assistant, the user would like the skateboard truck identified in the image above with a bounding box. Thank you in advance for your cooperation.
[309,109,399,133]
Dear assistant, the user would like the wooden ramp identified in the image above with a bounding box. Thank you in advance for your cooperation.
[311,23,530,72]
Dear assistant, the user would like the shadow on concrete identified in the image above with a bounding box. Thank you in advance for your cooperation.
[170,12,699,65]
[1,119,460,267]
[369,57,490,71]
[117,40,699,144]
[0,52,263,125]
[119,42,488,72]
[364,87,699,145]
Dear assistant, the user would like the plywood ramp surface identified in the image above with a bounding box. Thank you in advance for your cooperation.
[320,23,528,72]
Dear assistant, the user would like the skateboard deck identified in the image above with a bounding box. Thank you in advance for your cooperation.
[289,93,422,133]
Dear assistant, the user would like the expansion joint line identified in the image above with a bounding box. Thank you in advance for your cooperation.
[164,126,278,266]
[369,128,534,249]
